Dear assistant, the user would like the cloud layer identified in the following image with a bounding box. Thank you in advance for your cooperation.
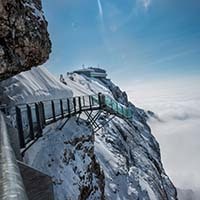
[126,76,200,191]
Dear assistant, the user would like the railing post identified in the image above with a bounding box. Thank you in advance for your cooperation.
[16,106,25,148]
[26,104,34,140]
[51,100,56,122]
[67,98,71,116]
[102,95,106,108]
[60,99,64,118]
[110,99,113,109]
[89,96,92,109]
[83,96,85,107]
[35,103,42,137]
[40,102,46,126]
[73,97,76,113]
[98,93,102,108]
[78,97,82,112]
[91,95,94,106]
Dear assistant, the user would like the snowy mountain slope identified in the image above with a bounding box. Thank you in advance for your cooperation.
[0,66,72,105]
[65,73,112,97]
[1,67,177,199]
[64,72,177,200]
[24,118,105,200]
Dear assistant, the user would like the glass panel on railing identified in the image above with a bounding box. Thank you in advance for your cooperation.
[28,104,37,135]
[43,101,52,119]
[92,95,99,106]
[62,99,68,113]
[54,99,61,116]
[84,96,89,107]
[81,96,85,107]
[120,106,123,115]
[105,96,112,107]
[94,95,99,106]
[113,102,117,111]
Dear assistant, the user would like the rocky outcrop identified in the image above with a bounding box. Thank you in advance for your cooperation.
[101,78,129,106]
[0,0,51,80]
[24,119,105,200]
[63,133,105,200]
[95,76,177,199]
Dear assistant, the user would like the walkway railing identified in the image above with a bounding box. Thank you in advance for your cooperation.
[103,95,132,119]
[1,94,133,153]
[0,111,28,200]
[0,94,132,198]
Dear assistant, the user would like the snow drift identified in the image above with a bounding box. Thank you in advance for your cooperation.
[0,66,72,105]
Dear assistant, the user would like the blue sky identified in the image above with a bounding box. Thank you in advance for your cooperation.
[42,0,200,85]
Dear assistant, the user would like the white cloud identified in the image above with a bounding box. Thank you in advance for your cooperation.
[97,0,103,17]
[146,49,200,67]
[143,0,151,10]
[138,0,151,10]
[126,76,200,191]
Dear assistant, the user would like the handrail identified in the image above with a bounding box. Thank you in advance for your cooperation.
[0,94,133,119]
[2,93,133,152]
[102,95,133,119]
[0,111,28,200]
[91,94,133,119]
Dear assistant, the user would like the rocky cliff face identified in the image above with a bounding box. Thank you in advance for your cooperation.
[24,119,105,200]
[90,76,178,199]
[0,0,51,80]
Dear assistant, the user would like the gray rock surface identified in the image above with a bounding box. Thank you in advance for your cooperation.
[0,0,51,80]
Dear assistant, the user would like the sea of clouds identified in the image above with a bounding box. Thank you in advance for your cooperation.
[125,75,200,197]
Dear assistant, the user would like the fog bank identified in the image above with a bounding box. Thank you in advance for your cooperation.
[126,76,200,191]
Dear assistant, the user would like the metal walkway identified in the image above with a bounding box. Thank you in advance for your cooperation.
[0,94,132,199]
[2,93,133,155]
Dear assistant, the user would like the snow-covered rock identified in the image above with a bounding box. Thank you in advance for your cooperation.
[1,67,177,199]
[0,66,72,105]
[65,72,177,199]
[24,118,105,200]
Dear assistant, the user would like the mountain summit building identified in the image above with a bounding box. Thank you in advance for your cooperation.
[73,67,107,78]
